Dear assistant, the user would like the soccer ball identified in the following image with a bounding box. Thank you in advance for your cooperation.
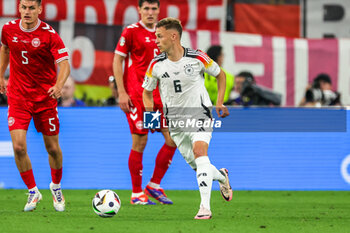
[92,190,121,217]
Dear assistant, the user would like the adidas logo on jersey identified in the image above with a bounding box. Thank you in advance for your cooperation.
[161,72,170,79]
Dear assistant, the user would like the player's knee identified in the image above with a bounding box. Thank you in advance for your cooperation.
[12,143,26,157]
[132,137,148,152]
[46,144,60,157]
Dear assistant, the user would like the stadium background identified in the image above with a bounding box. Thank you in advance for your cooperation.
[0,0,350,191]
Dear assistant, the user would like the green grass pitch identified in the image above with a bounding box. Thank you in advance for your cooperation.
[0,190,349,233]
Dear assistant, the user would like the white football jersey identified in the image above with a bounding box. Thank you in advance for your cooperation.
[143,48,220,110]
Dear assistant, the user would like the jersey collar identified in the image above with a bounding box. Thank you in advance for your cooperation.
[139,20,156,32]
[19,19,41,33]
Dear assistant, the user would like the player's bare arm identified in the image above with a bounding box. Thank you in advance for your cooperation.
[0,45,9,94]
[143,89,154,112]
[113,53,132,113]
[48,59,70,99]
[215,69,229,118]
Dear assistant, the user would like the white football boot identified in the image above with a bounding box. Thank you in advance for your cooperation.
[24,189,42,212]
[50,182,65,212]
[194,205,212,219]
[219,168,233,201]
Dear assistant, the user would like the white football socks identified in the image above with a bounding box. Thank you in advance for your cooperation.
[29,186,39,193]
[131,192,144,197]
[147,182,160,189]
[211,164,226,183]
[195,156,213,210]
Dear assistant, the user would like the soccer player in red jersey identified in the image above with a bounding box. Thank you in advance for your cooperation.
[113,0,177,205]
[0,0,70,212]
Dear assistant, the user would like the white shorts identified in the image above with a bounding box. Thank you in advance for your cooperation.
[170,131,212,169]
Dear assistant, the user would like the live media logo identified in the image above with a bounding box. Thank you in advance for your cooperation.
[143,111,161,129]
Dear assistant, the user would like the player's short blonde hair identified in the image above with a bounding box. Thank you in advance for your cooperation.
[156,17,183,38]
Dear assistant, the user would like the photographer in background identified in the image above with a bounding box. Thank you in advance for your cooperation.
[0,75,8,106]
[103,76,119,106]
[299,73,341,107]
[226,71,281,106]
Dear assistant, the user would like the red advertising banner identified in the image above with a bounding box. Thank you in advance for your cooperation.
[234,3,300,37]
[0,0,227,31]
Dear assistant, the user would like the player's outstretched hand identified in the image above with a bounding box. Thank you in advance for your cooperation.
[0,78,5,94]
[216,104,229,118]
[48,85,62,99]
[119,92,133,113]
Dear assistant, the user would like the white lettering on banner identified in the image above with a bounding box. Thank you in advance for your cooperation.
[207,0,227,31]
[338,39,350,106]
[167,6,180,21]
[272,37,287,106]
[67,0,76,22]
[0,0,226,31]
[341,154,350,184]
[197,31,211,51]
[85,6,98,25]
[122,7,139,26]
[0,141,14,157]
[2,16,349,106]
[186,0,197,30]
[105,0,118,25]
[46,3,58,20]
[294,39,309,105]
[59,21,95,82]
[181,31,192,49]
[3,0,16,16]
[221,32,264,76]
[306,0,350,38]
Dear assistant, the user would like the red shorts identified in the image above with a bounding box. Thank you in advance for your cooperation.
[7,97,59,136]
[125,99,165,135]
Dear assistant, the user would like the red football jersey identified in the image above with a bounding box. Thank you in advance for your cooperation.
[1,19,69,102]
[115,21,161,100]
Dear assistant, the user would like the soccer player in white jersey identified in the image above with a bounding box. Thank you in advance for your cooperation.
[142,17,233,219]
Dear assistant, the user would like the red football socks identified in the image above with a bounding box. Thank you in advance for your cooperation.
[51,167,62,184]
[151,144,176,184]
[129,150,143,193]
[20,169,36,190]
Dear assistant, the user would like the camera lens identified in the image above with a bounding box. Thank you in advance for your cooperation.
[109,76,115,83]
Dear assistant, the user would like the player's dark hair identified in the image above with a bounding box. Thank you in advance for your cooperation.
[156,17,183,38]
[207,45,223,63]
[21,0,42,5]
[139,0,160,7]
